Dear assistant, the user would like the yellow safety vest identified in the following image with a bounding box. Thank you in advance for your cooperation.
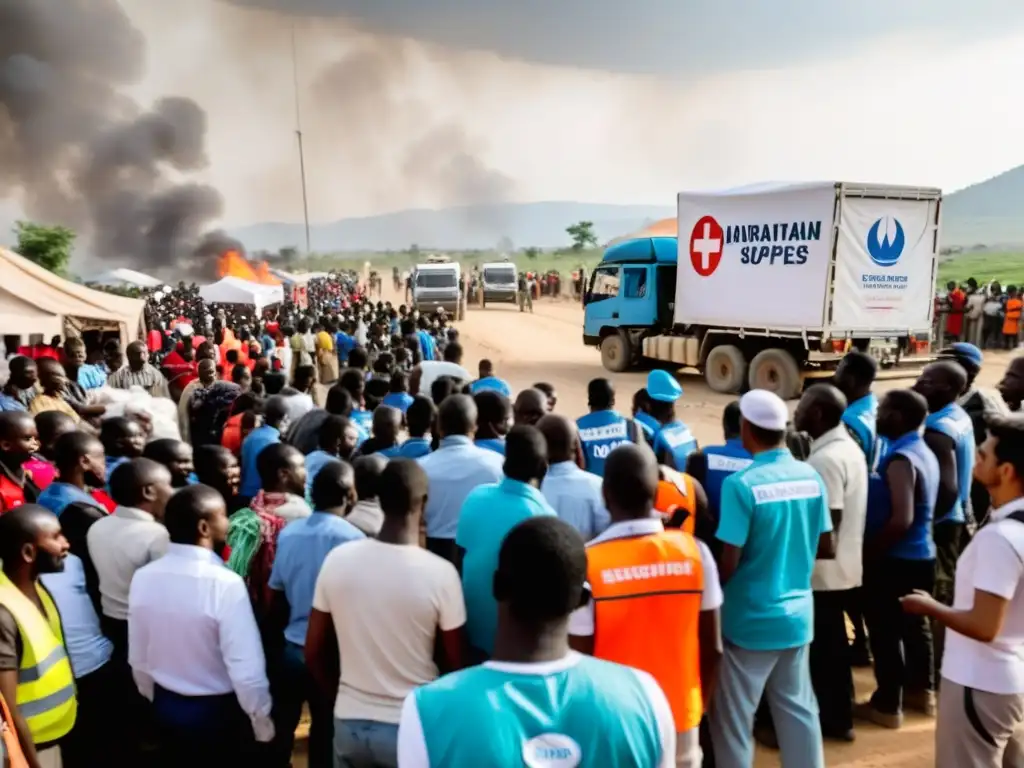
[0,573,76,745]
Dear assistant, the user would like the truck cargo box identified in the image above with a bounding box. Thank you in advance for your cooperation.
[676,181,940,339]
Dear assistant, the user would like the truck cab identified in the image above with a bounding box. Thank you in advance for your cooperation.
[479,261,518,306]
[413,261,464,319]
[583,237,678,370]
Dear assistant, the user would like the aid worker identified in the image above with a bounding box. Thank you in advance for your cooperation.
[577,378,642,477]
[685,401,752,544]
[569,444,723,768]
[647,371,699,470]
[710,389,834,768]
[0,506,77,768]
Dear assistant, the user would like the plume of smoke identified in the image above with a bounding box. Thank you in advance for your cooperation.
[0,0,223,276]
[310,38,515,234]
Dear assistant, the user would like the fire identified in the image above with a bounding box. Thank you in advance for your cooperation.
[216,250,281,285]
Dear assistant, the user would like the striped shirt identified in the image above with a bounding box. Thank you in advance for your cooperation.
[107,364,170,399]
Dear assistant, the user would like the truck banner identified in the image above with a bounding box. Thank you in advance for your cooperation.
[831,196,937,333]
[675,183,836,330]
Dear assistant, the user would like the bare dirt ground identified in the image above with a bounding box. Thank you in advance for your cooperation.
[294,291,1015,766]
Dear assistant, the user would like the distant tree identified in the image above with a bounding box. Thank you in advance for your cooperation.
[13,221,75,275]
[278,246,299,265]
[566,221,598,251]
[409,243,420,256]
[523,247,540,260]
[497,235,515,253]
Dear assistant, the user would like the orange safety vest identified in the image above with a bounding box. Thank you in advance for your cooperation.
[587,527,705,731]
[654,469,697,535]
[1004,298,1023,336]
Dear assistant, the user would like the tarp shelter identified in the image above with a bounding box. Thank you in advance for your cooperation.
[0,247,146,346]
[199,277,284,311]
[269,268,310,285]
[87,268,162,290]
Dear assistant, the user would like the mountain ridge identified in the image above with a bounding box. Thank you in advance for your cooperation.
[227,168,1024,252]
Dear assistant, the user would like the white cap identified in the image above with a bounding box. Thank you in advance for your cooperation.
[740,389,789,431]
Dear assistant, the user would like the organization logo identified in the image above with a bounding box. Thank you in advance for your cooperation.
[522,734,582,768]
[866,216,905,267]
[689,215,724,277]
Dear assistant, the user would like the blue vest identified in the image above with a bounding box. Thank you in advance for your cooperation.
[476,438,506,456]
[576,410,633,477]
[653,420,698,470]
[414,655,663,768]
[351,409,374,434]
[702,440,753,521]
[634,412,659,443]
[867,431,939,560]
[925,402,975,525]
[842,393,878,466]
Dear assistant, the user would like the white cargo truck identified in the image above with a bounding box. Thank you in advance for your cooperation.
[582,181,940,398]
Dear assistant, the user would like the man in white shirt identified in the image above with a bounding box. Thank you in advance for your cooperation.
[411,342,471,397]
[86,458,173,661]
[794,384,868,741]
[903,413,1024,767]
[306,459,466,767]
[129,484,274,765]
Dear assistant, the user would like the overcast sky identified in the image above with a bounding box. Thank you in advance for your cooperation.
[100,1,1024,225]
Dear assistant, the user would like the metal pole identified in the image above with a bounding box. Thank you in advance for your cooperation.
[290,23,311,254]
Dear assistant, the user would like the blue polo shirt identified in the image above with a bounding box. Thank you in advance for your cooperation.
[304,450,340,499]
[456,478,556,654]
[418,436,504,540]
[469,376,512,397]
[715,447,832,651]
[269,512,365,646]
[475,438,506,456]
[383,391,415,413]
[398,437,432,459]
[239,424,280,498]
[842,393,878,465]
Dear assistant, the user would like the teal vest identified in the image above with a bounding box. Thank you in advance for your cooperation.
[415,655,663,767]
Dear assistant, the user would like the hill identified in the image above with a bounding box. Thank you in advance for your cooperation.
[227,165,1024,253]
[942,165,1024,247]
[228,202,672,253]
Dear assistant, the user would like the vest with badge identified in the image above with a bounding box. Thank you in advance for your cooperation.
[702,440,753,521]
[587,526,705,731]
[925,402,975,525]
[653,420,698,470]
[576,411,635,477]
[413,654,663,767]
[0,573,77,745]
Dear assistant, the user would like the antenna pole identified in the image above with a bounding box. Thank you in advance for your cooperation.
[290,23,311,254]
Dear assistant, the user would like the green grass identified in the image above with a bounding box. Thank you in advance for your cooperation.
[290,248,1024,288]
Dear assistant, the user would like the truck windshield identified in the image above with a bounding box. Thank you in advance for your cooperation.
[587,267,620,303]
[483,268,516,285]
[416,272,456,289]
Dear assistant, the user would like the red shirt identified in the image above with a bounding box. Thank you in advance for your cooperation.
[162,350,198,389]
[0,475,26,515]
[946,289,967,336]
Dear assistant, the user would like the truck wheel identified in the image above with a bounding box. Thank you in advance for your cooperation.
[601,332,632,373]
[704,345,747,394]
[748,348,801,400]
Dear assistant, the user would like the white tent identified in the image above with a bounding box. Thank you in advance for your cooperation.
[0,247,145,345]
[199,277,284,310]
[87,268,162,289]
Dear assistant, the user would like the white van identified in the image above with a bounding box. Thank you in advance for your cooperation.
[479,261,518,307]
[413,261,463,320]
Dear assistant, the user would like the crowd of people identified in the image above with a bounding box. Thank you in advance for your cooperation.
[2,268,1024,768]
[937,277,1024,350]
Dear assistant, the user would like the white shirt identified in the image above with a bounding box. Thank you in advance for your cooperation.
[942,497,1024,694]
[807,426,868,592]
[416,361,472,395]
[567,518,723,636]
[87,506,170,620]
[128,543,274,741]
[312,539,466,723]
[396,652,676,768]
